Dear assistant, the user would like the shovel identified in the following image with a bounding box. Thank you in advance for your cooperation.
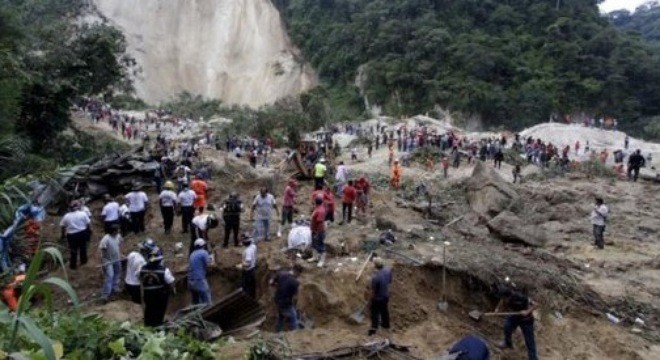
[469,310,520,321]
[350,303,368,324]
[438,242,449,312]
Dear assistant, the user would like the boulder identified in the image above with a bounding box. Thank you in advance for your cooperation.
[466,161,520,219]
[487,211,547,247]
[375,215,399,231]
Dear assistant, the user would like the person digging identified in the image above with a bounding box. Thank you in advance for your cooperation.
[494,284,539,360]
[368,257,392,336]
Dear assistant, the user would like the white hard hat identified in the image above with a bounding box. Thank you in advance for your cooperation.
[194,238,206,247]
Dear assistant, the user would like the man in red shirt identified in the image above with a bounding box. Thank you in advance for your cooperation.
[279,179,297,237]
[356,176,370,217]
[310,184,324,209]
[310,197,327,267]
[341,180,357,225]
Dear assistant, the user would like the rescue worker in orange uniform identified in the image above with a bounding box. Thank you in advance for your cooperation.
[190,174,209,213]
[391,159,402,189]
[2,269,26,311]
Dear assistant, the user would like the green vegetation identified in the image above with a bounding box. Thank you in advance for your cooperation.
[0,0,133,181]
[273,0,660,134]
[608,2,660,48]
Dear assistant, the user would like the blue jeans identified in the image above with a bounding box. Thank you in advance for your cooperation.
[254,219,270,241]
[276,305,298,332]
[504,315,538,360]
[312,231,326,253]
[101,262,121,299]
[188,279,212,305]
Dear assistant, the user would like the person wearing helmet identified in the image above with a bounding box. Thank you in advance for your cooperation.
[188,238,213,305]
[60,201,91,270]
[124,239,151,304]
[313,158,327,189]
[158,181,178,234]
[139,246,175,327]
[222,192,243,247]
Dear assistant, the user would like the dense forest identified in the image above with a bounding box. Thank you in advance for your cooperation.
[272,0,660,135]
[0,0,132,179]
[609,1,660,48]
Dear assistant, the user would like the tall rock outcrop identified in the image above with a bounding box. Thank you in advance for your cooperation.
[93,0,317,106]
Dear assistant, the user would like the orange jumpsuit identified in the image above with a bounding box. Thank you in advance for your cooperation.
[190,179,208,210]
[2,274,26,311]
[391,164,402,189]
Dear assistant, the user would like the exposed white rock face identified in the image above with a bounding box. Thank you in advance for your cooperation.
[93,0,316,106]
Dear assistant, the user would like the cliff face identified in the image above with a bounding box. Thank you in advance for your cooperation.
[93,0,316,106]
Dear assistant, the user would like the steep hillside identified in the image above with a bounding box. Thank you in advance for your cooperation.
[274,0,660,130]
[93,0,317,106]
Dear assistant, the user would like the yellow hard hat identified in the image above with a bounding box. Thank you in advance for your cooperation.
[164,181,175,189]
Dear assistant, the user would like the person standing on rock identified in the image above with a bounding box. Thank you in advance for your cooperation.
[158,181,177,234]
[139,246,175,327]
[125,185,149,234]
[178,183,197,234]
[309,197,327,267]
[270,264,303,332]
[222,192,243,247]
[495,285,539,360]
[590,197,609,249]
[368,257,392,336]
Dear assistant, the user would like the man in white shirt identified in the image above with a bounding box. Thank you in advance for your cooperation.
[101,194,120,233]
[335,161,348,195]
[60,201,91,270]
[190,208,218,253]
[250,188,279,242]
[118,199,131,236]
[125,185,149,234]
[124,239,152,304]
[590,197,609,249]
[158,181,178,234]
[239,236,257,298]
[178,183,197,234]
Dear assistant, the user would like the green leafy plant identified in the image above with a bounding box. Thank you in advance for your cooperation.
[0,247,78,360]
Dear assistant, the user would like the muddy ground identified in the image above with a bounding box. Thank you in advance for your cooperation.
[38,118,660,359]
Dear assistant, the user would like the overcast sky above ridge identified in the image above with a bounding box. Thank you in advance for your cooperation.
[600,0,650,13]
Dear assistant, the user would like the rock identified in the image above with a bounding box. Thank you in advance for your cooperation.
[466,161,520,219]
[375,215,399,231]
[637,219,660,234]
[487,211,548,247]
